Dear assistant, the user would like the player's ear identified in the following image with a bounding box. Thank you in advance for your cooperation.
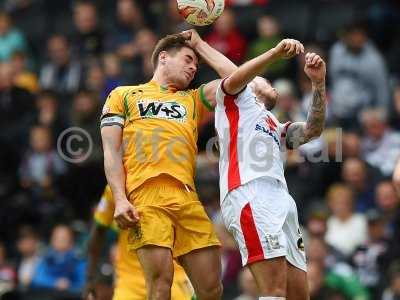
[159,51,168,65]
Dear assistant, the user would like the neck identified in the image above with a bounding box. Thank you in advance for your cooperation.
[152,69,177,90]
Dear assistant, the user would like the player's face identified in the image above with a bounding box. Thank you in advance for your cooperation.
[164,47,198,90]
[249,76,278,110]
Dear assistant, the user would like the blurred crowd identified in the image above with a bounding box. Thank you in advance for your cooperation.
[0,0,400,299]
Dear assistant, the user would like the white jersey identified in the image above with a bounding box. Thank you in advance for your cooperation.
[215,81,291,202]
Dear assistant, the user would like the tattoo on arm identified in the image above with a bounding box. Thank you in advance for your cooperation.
[286,82,326,149]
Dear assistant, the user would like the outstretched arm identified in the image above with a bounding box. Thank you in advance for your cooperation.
[183,30,303,106]
[222,39,303,95]
[286,53,327,149]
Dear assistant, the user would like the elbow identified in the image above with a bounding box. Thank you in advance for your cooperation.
[223,77,242,96]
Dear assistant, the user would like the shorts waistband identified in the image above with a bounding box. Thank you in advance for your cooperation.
[141,174,192,192]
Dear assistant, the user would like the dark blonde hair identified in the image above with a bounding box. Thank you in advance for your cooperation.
[151,33,195,70]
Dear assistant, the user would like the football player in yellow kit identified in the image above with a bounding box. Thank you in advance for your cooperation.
[100,30,301,300]
[84,185,194,300]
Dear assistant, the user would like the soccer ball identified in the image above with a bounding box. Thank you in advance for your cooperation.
[177,0,225,26]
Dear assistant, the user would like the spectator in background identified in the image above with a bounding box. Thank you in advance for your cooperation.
[39,35,83,97]
[329,21,390,129]
[0,11,27,62]
[19,125,66,200]
[84,61,106,98]
[11,51,38,94]
[233,268,258,300]
[69,91,101,160]
[382,264,400,300]
[63,91,105,219]
[205,8,247,64]
[307,261,345,300]
[31,224,86,294]
[272,78,304,123]
[351,209,389,298]
[247,15,289,80]
[0,62,36,148]
[325,184,368,257]
[214,223,241,297]
[102,53,124,99]
[375,181,400,238]
[71,1,104,59]
[342,132,362,159]
[16,226,41,290]
[307,237,370,300]
[35,90,67,139]
[0,242,16,297]
[162,0,192,34]
[107,0,145,51]
[361,108,400,177]
[117,28,158,83]
[341,158,377,212]
[389,84,400,131]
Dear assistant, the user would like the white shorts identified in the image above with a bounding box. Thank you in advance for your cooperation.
[221,176,307,271]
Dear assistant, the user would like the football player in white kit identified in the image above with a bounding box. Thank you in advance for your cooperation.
[182,30,325,299]
[213,47,326,299]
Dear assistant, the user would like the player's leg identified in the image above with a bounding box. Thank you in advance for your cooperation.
[248,257,287,297]
[126,178,178,300]
[171,262,195,300]
[286,263,309,300]
[283,193,308,300]
[220,177,290,299]
[178,246,223,300]
[137,246,174,300]
[174,190,222,300]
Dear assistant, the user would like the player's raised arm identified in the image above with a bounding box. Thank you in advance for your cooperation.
[285,52,327,149]
[223,39,304,95]
[183,29,237,78]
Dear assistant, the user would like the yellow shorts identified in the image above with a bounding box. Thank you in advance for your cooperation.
[127,175,220,257]
[112,268,193,300]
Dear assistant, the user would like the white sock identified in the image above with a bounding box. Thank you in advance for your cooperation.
[259,297,286,300]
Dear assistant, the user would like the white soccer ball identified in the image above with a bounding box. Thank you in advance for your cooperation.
[177,0,225,26]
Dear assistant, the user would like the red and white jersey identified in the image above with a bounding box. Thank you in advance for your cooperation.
[215,81,291,202]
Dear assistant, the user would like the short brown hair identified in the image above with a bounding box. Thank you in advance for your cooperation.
[151,33,195,69]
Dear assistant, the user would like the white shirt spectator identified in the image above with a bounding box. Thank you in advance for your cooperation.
[325,213,367,256]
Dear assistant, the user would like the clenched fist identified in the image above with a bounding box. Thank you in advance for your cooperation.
[274,39,304,59]
[304,52,326,84]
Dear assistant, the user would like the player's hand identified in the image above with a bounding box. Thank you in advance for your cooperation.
[273,39,304,59]
[181,29,202,48]
[304,52,326,84]
[114,197,139,229]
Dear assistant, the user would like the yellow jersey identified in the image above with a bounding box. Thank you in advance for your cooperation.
[100,81,211,196]
[94,186,194,300]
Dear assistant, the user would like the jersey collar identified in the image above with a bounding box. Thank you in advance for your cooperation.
[148,80,177,93]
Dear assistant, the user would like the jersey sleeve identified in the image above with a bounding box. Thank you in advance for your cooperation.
[278,119,293,150]
[190,86,213,123]
[94,186,115,228]
[100,88,126,128]
[215,78,252,107]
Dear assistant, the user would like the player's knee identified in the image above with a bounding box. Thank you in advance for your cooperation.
[148,271,174,299]
[196,281,223,300]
